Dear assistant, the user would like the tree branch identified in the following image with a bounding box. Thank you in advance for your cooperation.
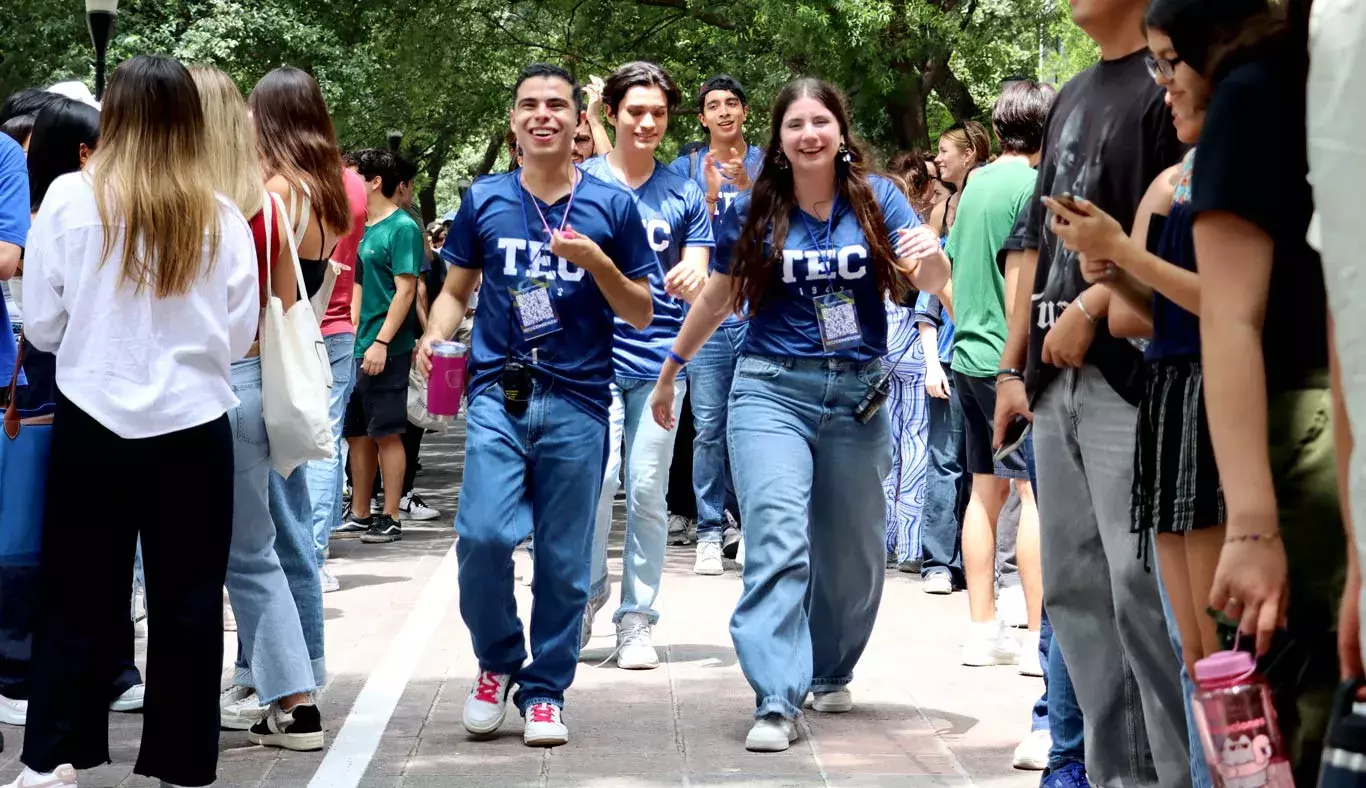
[634,0,735,29]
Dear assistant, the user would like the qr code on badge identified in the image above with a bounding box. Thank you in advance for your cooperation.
[821,302,859,342]
[516,287,556,330]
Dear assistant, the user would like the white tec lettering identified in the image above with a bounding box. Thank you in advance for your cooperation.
[780,245,869,283]
[496,237,586,281]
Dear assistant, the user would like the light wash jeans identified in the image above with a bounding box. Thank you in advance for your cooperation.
[236,467,325,688]
[1155,543,1215,788]
[589,377,687,623]
[691,322,747,542]
[225,358,316,703]
[727,355,891,720]
[307,332,356,566]
[1033,365,1190,788]
[455,384,608,711]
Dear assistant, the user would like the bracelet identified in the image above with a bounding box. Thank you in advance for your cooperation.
[1074,293,1097,323]
[995,367,1024,380]
[668,350,690,367]
[374,338,389,346]
[1224,531,1281,544]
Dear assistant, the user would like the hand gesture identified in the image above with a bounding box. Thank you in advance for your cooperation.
[702,152,724,201]
[650,377,679,429]
[549,224,607,274]
[1042,195,1126,264]
[1208,512,1289,656]
[664,261,707,303]
[924,361,951,399]
[720,147,752,191]
[362,341,388,376]
[896,225,940,261]
[584,76,605,117]
[1040,298,1097,368]
[991,377,1032,449]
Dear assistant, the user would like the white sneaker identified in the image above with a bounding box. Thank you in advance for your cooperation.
[220,685,267,730]
[811,687,853,713]
[923,573,954,595]
[463,671,512,736]
[1012,728,1051,770]
[1018,630,1044,677]
[0,693,27,725]
[398,492,440,521]
[997,584,1028,628]
[2,764,78,788]
[223,588,236,633]
[320,565,340,594]
[961,620,1020,667]
[522,701,568,747]
[693,541,724,575]
[614,612,659,670]
[110,684,144,712]
[745,714,798,752]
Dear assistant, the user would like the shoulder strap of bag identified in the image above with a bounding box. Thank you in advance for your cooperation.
[271,192,319,324]
[262,189,275,299]
[287,183,311,246]
[4,333,28,439]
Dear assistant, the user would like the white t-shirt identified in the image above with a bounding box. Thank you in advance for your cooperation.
[22,172,259,438]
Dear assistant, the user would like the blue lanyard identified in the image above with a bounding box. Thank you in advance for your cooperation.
[798,197,840,292]
[517,168,579,273]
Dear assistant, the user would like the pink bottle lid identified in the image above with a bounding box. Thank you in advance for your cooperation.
[1194,650,1256,684]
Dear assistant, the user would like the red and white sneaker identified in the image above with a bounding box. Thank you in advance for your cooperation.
[462,671,511,737]
[522,702,568,747]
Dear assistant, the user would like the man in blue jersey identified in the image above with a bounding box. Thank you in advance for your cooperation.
[666,75,764,569]
[417,63,656,748]
[579,62,714,669]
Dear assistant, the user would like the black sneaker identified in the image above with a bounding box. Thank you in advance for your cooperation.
[333,513,371,539]
[248,702,324,751]
[360,514,402,543]
[722,525,742,560]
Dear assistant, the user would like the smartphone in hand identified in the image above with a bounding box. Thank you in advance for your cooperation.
[1055,192,1081,212]
[993,415,1032,464]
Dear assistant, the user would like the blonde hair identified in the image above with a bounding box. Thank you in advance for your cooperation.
[89,55,221,299]
[190,65,263,218]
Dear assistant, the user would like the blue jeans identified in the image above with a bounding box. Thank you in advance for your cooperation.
[306,332,356,566]
[1039,609,1087,773]
[239,466,325,688]
[727,355,892,720]
[691,322,747,542]
[225,358,316,703]
[921,389,967,581]
[1155,548,1215,788]
[455,384,608,711]
[590,377,687,623]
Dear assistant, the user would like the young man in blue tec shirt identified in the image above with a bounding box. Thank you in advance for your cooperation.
[666,74,764,568]
[417,62,656,749]
[578,61,714,670]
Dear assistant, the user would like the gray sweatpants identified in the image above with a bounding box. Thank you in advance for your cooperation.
[1033,366,1190,788]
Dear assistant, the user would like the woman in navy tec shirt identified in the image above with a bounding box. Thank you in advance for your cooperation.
[650,78,949,752]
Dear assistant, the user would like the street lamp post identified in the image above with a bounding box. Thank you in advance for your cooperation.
[85,0,119,101]
[387,130,403,153]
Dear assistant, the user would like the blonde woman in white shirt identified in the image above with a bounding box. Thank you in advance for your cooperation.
[7,55,257,788]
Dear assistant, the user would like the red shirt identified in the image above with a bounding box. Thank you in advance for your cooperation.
[247,208,281,341]
[321,168,369,338]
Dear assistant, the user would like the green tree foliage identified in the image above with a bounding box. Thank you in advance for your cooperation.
[1,0,1098,220]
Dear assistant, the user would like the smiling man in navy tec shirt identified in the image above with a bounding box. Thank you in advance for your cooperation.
[417,62,656,749]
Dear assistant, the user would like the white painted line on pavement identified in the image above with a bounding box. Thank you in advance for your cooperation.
[308,542,462,788]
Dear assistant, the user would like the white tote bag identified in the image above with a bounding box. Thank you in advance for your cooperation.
[260,192,335,477]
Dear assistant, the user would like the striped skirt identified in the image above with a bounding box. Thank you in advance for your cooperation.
[1131,359,1226,535]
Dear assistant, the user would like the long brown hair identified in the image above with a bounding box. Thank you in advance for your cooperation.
[731,78,903,315]
[248,67,351,237]
[90,55,220,298]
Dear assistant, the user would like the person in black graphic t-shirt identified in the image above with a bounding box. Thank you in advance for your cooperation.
[991,0,1190,784]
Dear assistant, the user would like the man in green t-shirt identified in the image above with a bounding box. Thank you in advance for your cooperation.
[339,148,422,545]
[940,80,1055,671]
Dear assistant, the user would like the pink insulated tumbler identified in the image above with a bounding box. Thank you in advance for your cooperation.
[1191,649,1295,788]
[427,341,468,417]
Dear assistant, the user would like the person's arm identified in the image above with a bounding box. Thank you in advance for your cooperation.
[225,216,262,361]
[416,266,480,376]
[350,281,362,328]
[1108,290,1153,339]
[416,278,430,332]
[361,273,417,374]
[18,213,65,352]
[269,208,297,309]
[0,242,17,281]
[0,143,29,280]
[918,321,950,399]
[651,272,735,429]
[937,278,955,322]
[1330,314,1364,679]
[664,182,716,303]
[583,78,613,156]
[548,203,656,329]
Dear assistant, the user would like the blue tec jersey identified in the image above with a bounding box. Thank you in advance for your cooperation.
[440,168,660,422]
[0,135,28,388]
[579,155,715,380]
[713,174,920,360]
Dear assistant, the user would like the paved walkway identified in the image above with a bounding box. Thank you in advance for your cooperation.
[0,423,1042,787]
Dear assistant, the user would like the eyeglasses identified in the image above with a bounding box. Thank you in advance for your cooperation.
[1145,53,1184,81]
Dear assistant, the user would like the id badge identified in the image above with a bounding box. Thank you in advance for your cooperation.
[513,279,562,339]
[814,291,861,352]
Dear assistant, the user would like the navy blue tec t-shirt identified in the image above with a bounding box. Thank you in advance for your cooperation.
[579,156,715,379]
[439,168,660,422]
[713,174,919,360]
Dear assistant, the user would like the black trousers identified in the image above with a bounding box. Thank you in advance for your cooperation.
[665,392,697,519]
[23,391,232,787]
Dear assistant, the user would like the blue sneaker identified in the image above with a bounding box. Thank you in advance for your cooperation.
[1040,762,1090,788]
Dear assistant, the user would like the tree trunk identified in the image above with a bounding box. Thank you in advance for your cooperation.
[418,138,449,226]
[472,130,504,179]
[887,73,930,151]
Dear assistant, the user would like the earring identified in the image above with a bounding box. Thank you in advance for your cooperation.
[775,150,790,171]
[838,142,852,165]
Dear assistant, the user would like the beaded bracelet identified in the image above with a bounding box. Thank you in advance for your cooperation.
[1224,531,1281,544]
